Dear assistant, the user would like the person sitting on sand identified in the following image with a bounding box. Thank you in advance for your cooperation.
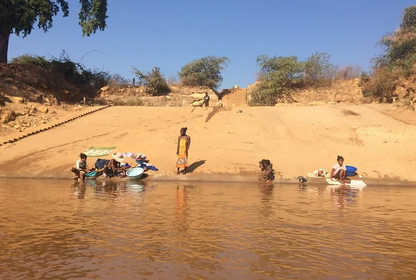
[331,155,351,184]
[103,152,129,178]
[70,153,93,181]
[176,127,191,175]
[258,159,275,183]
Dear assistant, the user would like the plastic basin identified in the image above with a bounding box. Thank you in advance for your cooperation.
[346,165,357,176]
[126,167,144,180]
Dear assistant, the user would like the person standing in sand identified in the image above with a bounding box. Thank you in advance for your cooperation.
[203,92,210,107]
[176,127,191,175]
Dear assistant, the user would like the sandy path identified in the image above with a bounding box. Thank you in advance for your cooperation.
[0,104,415,182]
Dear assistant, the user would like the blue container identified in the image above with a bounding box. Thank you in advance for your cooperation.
[126,167,144,180]
[346,165,357,176]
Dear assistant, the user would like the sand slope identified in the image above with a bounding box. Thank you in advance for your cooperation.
[0,105,415,182]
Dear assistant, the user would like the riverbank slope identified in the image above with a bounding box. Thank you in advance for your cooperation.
[0,104,415,182]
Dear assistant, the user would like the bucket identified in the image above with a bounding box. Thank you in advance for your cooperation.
[126,167,144,180]
[346,165,357,177]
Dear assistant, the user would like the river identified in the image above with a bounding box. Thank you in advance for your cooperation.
[1,179,415,280]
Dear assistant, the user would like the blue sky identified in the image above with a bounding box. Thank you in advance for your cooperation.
[9,0,415,89]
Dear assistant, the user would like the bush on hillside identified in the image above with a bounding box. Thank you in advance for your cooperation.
[10,54,50,68]
[10,51,111,98]
[249,53,336,106]
[362,5,416,102]
[304,52,336,86]
[335,65,362,80]
[249,55,303,106]
[179,56,230,89]
[133,67,170,96]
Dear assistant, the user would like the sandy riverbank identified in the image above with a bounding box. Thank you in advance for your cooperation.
[0,104,415,183]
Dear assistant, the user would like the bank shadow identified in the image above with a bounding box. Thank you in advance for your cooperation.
[186,160,206,173]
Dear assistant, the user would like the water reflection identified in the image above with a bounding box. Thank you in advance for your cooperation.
[1,180,416,280]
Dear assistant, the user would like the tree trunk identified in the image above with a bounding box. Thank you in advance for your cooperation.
[0,32,10,63]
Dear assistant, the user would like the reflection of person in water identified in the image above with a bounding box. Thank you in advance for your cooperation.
[175,185,188,232]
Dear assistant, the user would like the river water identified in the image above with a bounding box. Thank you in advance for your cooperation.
[0,179,415,280]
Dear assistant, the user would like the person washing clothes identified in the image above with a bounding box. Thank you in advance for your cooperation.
[70,153,94,181]
[331,155,351,184]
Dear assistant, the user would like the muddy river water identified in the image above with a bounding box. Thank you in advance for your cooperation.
[0,179,415,280]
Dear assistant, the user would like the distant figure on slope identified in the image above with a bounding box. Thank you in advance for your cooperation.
[258,159,275,184]
[176,127,191,175]
[331,155,351,184]
[203,92,210,107]
[70,153,93,181]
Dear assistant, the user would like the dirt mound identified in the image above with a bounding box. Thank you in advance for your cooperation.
[99,85,219,107]
[0,63,81,104]
[292,79,363,105]
[247,79,363,105]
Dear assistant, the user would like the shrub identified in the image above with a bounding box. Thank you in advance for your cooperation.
[304,52,336,86]
[364,5,416,102]
[133,67,170,96]
[335,65,362,80]
[11,51,111,98]
[179,56,230,89]
[249,55,304,106]
[112,97,143,106]
[360,67,401,102]
[10,54,50,68]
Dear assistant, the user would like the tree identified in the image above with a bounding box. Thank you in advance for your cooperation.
[304,52,336,86]
[179,56,230,89]
[401,5,416,30]
[0,0,108,63]
[249,55,304,106]
[133,67,170,96]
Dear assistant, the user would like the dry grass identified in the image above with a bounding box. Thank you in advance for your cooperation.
[111,97,144,106]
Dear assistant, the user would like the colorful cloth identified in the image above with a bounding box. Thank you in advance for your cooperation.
[176,138,188,168]
[84,147,116,157]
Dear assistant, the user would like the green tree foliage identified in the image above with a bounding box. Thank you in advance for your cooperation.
[401,5,416,30]
[249,54,335,106]
[179,56,230,89]
[0,0,108,63]
[304,52,336,86]
[133,67,170,96]
[250,55,304,106]
[11,51,110,97]
[363,5,416,102]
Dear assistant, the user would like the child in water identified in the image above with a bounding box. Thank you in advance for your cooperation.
[258,159,275,184]
[70,153,93,181]
[331,155,351,184]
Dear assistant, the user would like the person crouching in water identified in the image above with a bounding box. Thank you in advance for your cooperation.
[331,155,351,184]
[103,152,129,178]
[258,159,275,184]
[70,153,92,181]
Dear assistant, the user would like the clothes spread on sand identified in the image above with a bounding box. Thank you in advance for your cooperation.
[176,138,189,168]
[76,160,87,170]
[122,152,135,158]
[117,152,159,171]
[136,160,159,171]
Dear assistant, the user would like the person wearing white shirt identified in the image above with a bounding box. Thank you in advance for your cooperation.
[331,155,351,184]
